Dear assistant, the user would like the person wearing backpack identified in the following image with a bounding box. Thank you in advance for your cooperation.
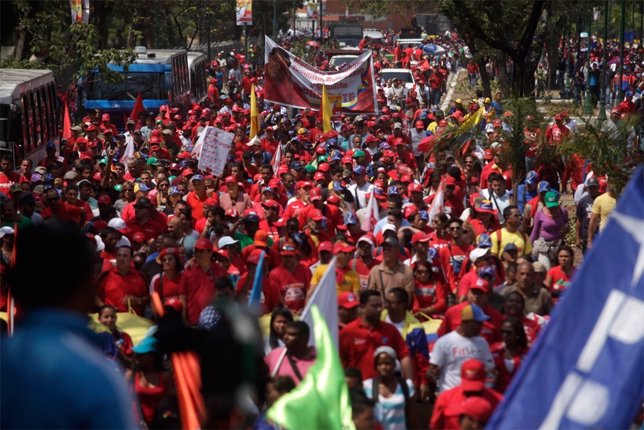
[362,346,415,430]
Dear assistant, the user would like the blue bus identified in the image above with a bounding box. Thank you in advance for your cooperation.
[83,48,189,116]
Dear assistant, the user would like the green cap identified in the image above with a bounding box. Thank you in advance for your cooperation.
[113,184,123,192]
[99,157,108,165]
[544,190,560,208]
[353,149,366,158]
[317,155,328,163]
[146,156,159,166]
[305,164,317,173]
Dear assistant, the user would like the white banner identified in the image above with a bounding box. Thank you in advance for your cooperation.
[196,126,234,177]
[263,36,377,113]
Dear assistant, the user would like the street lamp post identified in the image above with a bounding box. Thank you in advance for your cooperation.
[618,0,625,101]
[598,0,609,122]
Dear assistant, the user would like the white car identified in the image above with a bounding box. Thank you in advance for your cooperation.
[379,68,415,91]
[329,55,359,69]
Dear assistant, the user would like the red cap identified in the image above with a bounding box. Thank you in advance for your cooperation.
[444,175,457,186]
[296,181,313,190]
[408,183,422,194]
[460,358,486,392]
[194,238,213,251]
[404,205,419,219]
[97,194,112,205]
[338,291,359,309]
[333,241,356,254]
[415,120,425,128]
[262,199,279,208]
[318,241,333,253]
[101,113,110,122]
[225,208,239,218]
[411,232,430,245]
[132,232,146,243]
[317,163,330,173]
[308,209,324,221]
[484,148,494,160]
[459,397,493,422]
[309,187,322,201]
[313,172,326,181]
[225,175,237,184]
[470,277,490,293]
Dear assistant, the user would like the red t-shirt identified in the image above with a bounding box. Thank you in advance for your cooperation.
[437,301,503,345]
[547,265,575,300]
[351,257,379,292]
[151,273,183,302]
[180,264,228,325]
[412,279,448,316]
[438,242,472,293]
[430,385,502,430]
[339,319,409,380]
[126,218,167,242]
[98,268,148,316]
[236,273,281,315]
[268,264,312,314]
[491,342,527,393]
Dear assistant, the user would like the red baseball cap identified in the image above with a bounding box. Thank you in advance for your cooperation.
[313,172,326,181]
[194,238,213,251]
[246,249,264,265]
[460,358,486,392]
[261,199,279,208]
[225,175,237,184]
[459,396,493,422]
[484,149,494,160]
[333,241,356,254]
[309,187,322,201]
[411,232,430,245]
[280,242,298,256]
[338,291,359,309]
[408,183,423,194]
[318,241,333,253]
[308,209,324,221]
[444,175,457,186]
[470,277,490,293]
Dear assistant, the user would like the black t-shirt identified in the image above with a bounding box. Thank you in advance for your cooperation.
[576,194,595,239]
[140,258,162,285]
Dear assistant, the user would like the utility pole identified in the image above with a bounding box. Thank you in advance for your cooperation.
[599,0,609,122]
[273,0,277,39]
[618,0,625,101]
[319,0,323,41]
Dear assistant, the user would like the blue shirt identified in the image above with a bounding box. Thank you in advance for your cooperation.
[516,183,538,213]
[1,309,137,429]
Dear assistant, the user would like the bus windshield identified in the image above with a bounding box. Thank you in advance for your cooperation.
[88,72,166,100]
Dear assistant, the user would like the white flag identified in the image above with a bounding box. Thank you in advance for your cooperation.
[427,180,444,221]
[272,142,282,175]
[359,189,380,232]
[301,257,338,347]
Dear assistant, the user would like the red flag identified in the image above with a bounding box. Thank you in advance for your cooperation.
[62,100,72,140]
[129,93,144,125]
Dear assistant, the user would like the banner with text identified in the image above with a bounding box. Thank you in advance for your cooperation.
[196,126,234,177]
[69,0,90,24]
[263,36,377,113]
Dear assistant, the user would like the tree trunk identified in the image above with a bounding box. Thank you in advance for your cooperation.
[477,56,492,98]
[496,51,512,97]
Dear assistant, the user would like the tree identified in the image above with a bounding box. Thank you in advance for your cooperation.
[439,0,548,98]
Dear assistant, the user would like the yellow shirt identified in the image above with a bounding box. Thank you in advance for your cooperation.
[490,227,533,256]
[311,264,361,295]
[591,192,616,231]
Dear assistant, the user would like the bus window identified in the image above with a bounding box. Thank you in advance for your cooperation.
[89,72,165,100]
[20,94,30,153]
[39,87,49,143]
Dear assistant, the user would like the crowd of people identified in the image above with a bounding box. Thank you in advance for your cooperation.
[0,28,638,430]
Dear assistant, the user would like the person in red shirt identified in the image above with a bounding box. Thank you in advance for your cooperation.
[544,244,576,302]
[350,235,379,292]
[411,260,448,317]
[339,290,413,381]
[236,249,281,315]
[429,358,503,430]
[437,278,504,346]
[0,155,28,196]
[99,113,119,136]
[490,318,528,393]
[502,291,541,346]
[268,242,312,315]
[150,247,184,314]
[186,174,214,224]
[179,238,228,325]
[545,114,570,145]
[96,246,149,316]
[438,219,473,293]
[125,197,167,243]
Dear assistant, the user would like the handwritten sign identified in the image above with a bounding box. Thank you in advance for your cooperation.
[196,126,234,177]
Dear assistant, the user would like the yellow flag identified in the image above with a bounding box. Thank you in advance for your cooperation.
[322,85,333,133]
[250,83,259,138]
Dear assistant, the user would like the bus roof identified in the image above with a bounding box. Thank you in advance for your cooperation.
[104,50,187,72]
[187,51,207,67]
[0,69,55,105]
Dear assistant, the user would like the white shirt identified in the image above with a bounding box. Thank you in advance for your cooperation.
[481,188,511,223]
[347,182,374,210]
[430,330,494,392]
[363,378,415,430]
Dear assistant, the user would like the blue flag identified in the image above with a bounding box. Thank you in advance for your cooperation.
[488,167,644,429]
[248,251,265,308]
